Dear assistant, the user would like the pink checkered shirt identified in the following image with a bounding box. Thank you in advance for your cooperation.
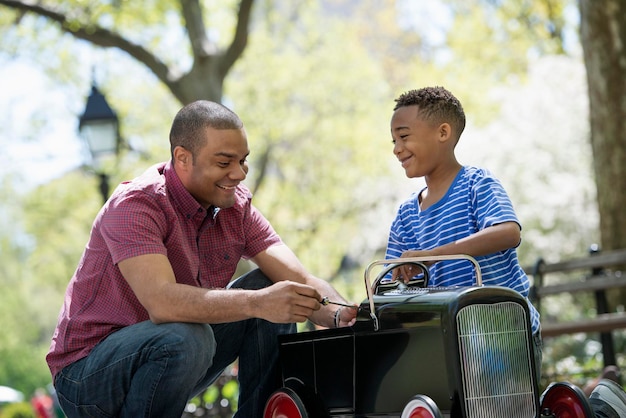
[46,161,281,378]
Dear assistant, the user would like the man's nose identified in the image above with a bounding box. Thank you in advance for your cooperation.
[231,164,247,180]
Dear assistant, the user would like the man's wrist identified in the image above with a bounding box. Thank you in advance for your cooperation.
[333,307,343,328]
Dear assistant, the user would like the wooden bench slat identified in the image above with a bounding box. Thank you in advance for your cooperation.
[528,249,626,275]
[533,274,626,297]
[541,313,626,338]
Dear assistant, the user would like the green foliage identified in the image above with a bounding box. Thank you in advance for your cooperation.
[184,365,239,416]
[397,0,576,126]
[0,402,35,418]
[0,0,621,406]
[0,286,50,394]
[0,181,55,395]
[22,172,100,286]
[228,3,393,278]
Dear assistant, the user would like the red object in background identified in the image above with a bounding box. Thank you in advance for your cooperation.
[31,389,54,418]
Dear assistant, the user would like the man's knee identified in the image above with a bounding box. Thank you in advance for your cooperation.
[157,323,216,368]
[228,268,273,290]
[163,322,215,349]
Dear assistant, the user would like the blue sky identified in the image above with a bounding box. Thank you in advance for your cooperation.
[0,60,85,188]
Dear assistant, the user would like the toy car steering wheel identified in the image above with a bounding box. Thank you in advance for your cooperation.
[363,255,483,331]
[371,260,430,295]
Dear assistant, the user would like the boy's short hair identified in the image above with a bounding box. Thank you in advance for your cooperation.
[394,86,466,140]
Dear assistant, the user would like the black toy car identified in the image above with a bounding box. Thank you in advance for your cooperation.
[263,255,595,418]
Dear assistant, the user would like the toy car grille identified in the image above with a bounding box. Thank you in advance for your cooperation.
[457,301,536,417]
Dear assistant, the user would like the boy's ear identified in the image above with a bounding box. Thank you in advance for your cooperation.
[438,122,453,143]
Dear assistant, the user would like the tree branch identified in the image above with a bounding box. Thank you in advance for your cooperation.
[221,0,253,75]
[180,0,214,58]
[250,143,271,196]
[0,0,174,85]
[0,0,257,103]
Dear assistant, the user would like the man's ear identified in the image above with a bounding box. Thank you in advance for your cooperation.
[173,146,191,169]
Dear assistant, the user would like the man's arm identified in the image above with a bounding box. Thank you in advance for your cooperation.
[118,253,322,325]
[252,244,358,328]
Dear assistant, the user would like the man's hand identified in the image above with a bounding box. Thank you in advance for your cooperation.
[252,280,322,323]
[335,305,359,328]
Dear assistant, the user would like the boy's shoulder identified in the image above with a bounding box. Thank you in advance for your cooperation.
[462,165,493,180]
[459,165,501,188]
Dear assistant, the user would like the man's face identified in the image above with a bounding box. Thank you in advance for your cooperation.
[390,105,443,179]
[178,126,250,209]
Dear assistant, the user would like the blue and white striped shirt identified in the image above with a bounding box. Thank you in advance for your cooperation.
[385,166,540,334]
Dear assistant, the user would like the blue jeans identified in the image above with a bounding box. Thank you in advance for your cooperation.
[54,269,295,418]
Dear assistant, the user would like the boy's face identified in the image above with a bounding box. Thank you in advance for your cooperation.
[390,105,445,178]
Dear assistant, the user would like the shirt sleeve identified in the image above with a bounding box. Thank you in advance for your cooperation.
[471,173,520,231]
[385,211,408,260]
[100,189,169,265]
[383,201,418,281]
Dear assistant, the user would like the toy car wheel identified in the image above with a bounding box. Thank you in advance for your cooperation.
[540,381,594,418]
[401,394,443,418]
[264,387,308,418]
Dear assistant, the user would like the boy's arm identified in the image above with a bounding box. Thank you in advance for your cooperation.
[430,221,520,257]
[392,221,520,281]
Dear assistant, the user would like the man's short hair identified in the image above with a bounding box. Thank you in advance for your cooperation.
[169,100,243,159]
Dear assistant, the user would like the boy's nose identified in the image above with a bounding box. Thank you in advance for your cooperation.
[393,141,403,156]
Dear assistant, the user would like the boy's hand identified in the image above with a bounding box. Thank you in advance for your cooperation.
[391,250,434,283]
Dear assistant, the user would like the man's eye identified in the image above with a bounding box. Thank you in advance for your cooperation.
[218,162,229,168]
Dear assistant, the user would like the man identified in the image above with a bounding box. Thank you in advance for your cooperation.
[47,100,357,417]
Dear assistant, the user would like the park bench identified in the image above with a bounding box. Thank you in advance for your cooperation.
[527,246,626,368]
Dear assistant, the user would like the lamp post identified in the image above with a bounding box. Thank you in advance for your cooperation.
[78,84,121,204]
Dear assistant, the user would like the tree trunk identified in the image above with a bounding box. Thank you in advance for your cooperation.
[579,0,626,253]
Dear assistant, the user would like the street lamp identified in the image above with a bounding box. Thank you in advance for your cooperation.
[78,84,121,204]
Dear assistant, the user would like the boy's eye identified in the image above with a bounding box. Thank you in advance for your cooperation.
[392,135,408,144]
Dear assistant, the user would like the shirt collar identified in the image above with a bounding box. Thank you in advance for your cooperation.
[163,160,208,221]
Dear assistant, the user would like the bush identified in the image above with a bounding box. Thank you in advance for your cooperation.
[0,402,35,418]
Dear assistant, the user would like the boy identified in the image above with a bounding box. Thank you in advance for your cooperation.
[385,86,626,418]
[385,86,541,368]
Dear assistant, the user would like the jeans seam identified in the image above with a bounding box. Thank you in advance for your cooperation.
[145,345,168,418]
